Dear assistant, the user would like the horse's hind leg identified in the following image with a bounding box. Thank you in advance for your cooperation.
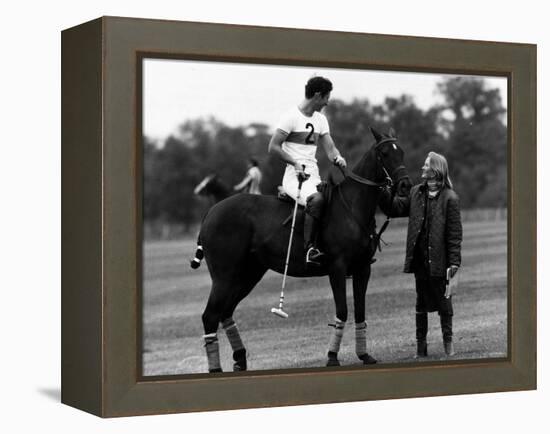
[220,317,246,372]
[202,264,267,373]
[221,265,267,372]
[202,280,229,373]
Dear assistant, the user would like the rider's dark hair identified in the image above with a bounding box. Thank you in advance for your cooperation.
[305,76,333,99]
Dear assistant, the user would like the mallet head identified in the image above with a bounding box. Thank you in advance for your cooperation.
[270,308,289,319]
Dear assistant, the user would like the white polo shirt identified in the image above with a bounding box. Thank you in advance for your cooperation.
[276,107,330,204]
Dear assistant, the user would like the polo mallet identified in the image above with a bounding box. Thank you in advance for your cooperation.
[271,166,306,319]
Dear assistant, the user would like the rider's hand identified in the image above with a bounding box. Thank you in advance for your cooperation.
[294,163,308,182]
[333,155,347,168]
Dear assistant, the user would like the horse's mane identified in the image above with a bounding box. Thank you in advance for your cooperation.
[349,142,381,182]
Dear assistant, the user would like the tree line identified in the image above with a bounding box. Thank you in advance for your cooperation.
[144,77,507,232]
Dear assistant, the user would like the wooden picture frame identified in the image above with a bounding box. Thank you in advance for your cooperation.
[61,16,536,417]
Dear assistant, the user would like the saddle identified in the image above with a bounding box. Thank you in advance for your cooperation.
[277,179,383,267]
[278,182,333,227]
[277,181,333,207]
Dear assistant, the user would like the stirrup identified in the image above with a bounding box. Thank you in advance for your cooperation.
[306,247,324,266]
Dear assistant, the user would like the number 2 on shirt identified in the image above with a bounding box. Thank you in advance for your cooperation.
[305,123,315,144]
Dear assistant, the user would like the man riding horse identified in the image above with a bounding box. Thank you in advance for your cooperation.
[191,77,412,373]
[268,76,346,266]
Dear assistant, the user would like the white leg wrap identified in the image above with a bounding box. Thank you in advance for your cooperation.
[203,333,221,372]
[328,318,346,354]
[355,321,367,357]
[222,318,244,352]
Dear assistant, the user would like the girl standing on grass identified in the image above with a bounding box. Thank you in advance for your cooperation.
[380,151,462,358]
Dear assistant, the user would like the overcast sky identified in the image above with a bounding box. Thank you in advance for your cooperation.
[143,58,507,142]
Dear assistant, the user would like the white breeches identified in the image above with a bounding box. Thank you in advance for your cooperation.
[281,164,321,206]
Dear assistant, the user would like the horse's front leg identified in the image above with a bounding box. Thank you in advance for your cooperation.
[326,259,348,367]
[353,265,377,365]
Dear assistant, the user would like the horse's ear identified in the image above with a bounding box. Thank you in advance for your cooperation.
[370,127,383,142]
[388,127,397,138]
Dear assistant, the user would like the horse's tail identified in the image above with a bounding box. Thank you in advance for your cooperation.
[190,235,204,269]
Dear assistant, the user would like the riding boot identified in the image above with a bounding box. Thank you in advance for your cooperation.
[440,313,454,356]
[304,213,324,266]
[415,312,428,358]
[416,340,428,358]
[305,192,325,266]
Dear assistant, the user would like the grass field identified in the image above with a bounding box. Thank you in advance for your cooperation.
[142,219,507,376]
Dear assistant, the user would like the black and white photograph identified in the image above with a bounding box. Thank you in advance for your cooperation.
[141,58,508,376]
[3,0,545,429]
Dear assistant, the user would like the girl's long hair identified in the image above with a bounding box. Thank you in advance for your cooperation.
[427,151,453,189]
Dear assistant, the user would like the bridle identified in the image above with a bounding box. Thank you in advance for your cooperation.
[338,137,410,192]
[335,136,410,257]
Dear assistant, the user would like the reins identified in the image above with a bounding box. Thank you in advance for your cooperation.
[338,166,386,188]
[335,182,377,241]
[335,142,408,255]
[335,176,392,255]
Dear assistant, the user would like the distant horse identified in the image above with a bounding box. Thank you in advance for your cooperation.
[191,127,411,372]
[193,174,232,203]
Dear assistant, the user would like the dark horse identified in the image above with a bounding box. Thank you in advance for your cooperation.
[193,174,232,203]
[192,128,411,372]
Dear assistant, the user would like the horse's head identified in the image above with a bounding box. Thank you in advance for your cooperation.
[370,127,412,197]
[193,174,217,196]
[194,174,232,202]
